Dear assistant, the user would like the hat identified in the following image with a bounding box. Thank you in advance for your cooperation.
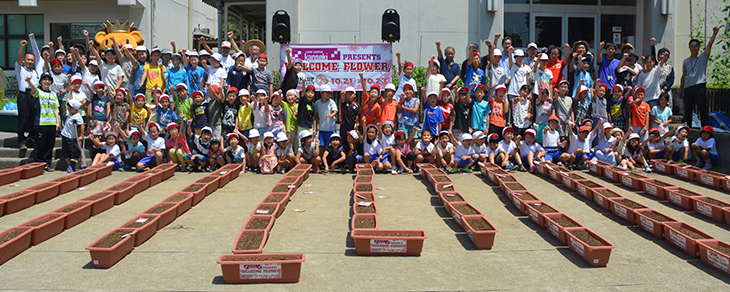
[330,133,341,140]
[161,49,172,55]
[348,130,359,140]
[514,49,525,57]
[427,91,438,97]
[238,89,250,96]
[579,125,591,132]
[525,129,537,137]
[493,49,502,56]
[488,133,500,142]
[649,128,660,134]
[148,122,160,130]
[88,60,98,67]
[635,87,645,94]
[276,132,289,142]
[249,129,261,138]
[150,48,160,54]
[611,128,624,135]
[71,75,83,83]
[431,59,440,67]
[439,130,450,137]
[263,132,275,139]
[603,123,614,130]
[677,125,690,133]
[579,85,589,94]
[293,59,303,66]
[227,87,238,94]
[255,89,267,95]
[495,84,507,92]
[628,133,640,140]
[93,80,105,88]
[581,56,592,62]
[68,99,82,109]
[702,125,714,134]
[441,88,451,94]
[472,52,480,57]
[394,130,406,137]
[527,43,538,50]
[271,91,280,97]
[559,80,570,87]
[383,120,395,128]
[128,129,140,137]
[135,45,147,51]
[123,44,134,50]
[345,86,356,93]
[298,130,312,140]
[404,61,414,68]
[211,53,222,62]
[176,83,188,91]
[612,84,624,92]
[458,86,469,93]
[171,53,182,60]
[370,84,381,91]
[305,85,316,91]
[105,131,118,138]
[191,91,203,97]
[402,83,414,91]
[581,118,592,126]
[134,93,145,100]
[199,50,210,56]
[221,41,231,48]
[51,58,62,66]
[152,87,162,94]
[476,84,487,92]
[598,84,610,91]
[385,83,396,91]
[320,84,332,92]
[201,126,212,133]
[473,131,484,140]
[166,123,178,131]
[227,133,240,140]
[185,50,198,57]
[549,115,560,122]
[461,133,473,140]
[159,94,170,102]
[539,54,549,60]
[114,88,127,94]
[55,49,66,56]
[242,39,266,55]
[502,127,514,135]
[258,53,268,60]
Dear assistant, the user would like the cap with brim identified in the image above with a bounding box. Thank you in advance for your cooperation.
[514,49,525,57]
[263,132,275,139]
[191,91,204,97]
[559,80,570,87]
[249,129,260,138]
[579,126,591,132]
[211,53,223,62]
[171,53,181,59]
[439,130,450,137]
[348,130,359,140]
[159,95,170,102]
[227,133,239,140]
[201,126,212,133]
[383,121,395,128]
[228,87,238,94]
[55,49,66,55]
[306,85,316,91]
[294,59,303,66]
[431,59,440,67]
[579,86,589,94]
[68,99,82,109]
[238,89,250,96]
[677,125,690,133]
[476,84,487,91]
[148,122,160,130]
[441,88,451,94]
[549,115,560,122]
[649,128,660,135]
[385,84,396,91]
[540,54,549,60]
[152,87,162,94]
[404,62,414,68]
[320,84,332,92]
[271,91,280,97]
[495,84,507,92]
[488,133,500,142]
[702,125,714,134]
[370,84,381,91]
[135,93,145,100]
[298,130,312,140]
[598,84,610,91]
[51,58,62,66]
[581,118,592,125]
[345,86,356,93]
[115,88,127,94]
[628,133,640,140]
[40,72,53,81]
[276,132,289,142]
[166,123,179,131]
[221,41,231,48]
[150,48,160,54]
[458,86,469,93]
[105,131,117,138]
[176,83,188,91]
[161,49,172,55]
[71,75,82,83]
[403,83,414,90]
[461,133,473,140]
[603,123,614,130]
[472,131,484,140]
[493,49,502,56]
[186,51,198,57]
[612,84,624,91]
[123,44,134,50]
[527,43,538,49]
[611,128,624,135]
[255,89,267,95]
[330,133,341,140]
[136,45,147,51]
[93,81,105,87]
[129,129,140,137]
[199,51,210,56]
[258,53,268,60]
[635,87,645,94]
[88,60,98,67]
[427,91,438,97]
[502,127,514,135]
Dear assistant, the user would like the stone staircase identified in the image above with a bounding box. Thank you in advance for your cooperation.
[0,134,93,170]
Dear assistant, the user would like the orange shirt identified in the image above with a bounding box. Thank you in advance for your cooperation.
[380,99,398,125]
[631,102,650,127]
[360,92,382,126]
[489,98,506,127]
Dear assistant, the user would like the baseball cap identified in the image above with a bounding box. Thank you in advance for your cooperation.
[539,54,549,60]
[427,91,438,97]
[305,85,316,91]
[488,133,500,142]
[159,95,170,102]
[263,132,275,139]
[702,125,714,134]
[135,45,147,51]
[105,131,117,138]
[403,61,414,68]
[370,84,381,91]
[276,132,289,142]
[249,129,261,138]
[166,123,178,131]
[176,83,188,91]
[71,75,82,83]
[579,125,591,132]
[211,53,222,62]
[495,84,507,92]
[345,86,356,93]
[514,49,525,57]
[201,126,213,134]
[527,43,538,50]
[525,129,537,137]
[93,80,105,87]
[628,133,640,140]
[255,89,267,95]
[320,84,332,92]
[461,133,473,140]
[549,115,560,122]
[493,49,502,56]
[221,41,231,48]
[298,130,312,140]
[238,89,250,96]
[348,130,359,140]
[128,129,140,137]
[330,133,341,140]
[502,127,514,135]
[385,83,396,91]
[258,53,268,60]
[134,93,145,100]
[68,99,82,109]
[458,86,469,93]
[635,87,646,94]
[227,133,240,140]
[472,131,484,140]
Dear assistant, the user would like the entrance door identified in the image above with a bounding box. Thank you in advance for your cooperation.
[531,13,597,49]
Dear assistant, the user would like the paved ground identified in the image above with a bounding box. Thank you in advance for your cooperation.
[1,167,730,291]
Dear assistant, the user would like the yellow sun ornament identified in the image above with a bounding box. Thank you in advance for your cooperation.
[94,20,144,51]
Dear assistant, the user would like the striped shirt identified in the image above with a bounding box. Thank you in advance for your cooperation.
[34,89,59,126]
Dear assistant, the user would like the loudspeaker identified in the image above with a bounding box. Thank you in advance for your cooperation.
[381,9,400,43]
[272,10,290,44]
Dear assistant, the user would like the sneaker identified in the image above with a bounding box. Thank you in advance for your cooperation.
[529,165,536,173]
[703,164,713,170]
[121,165,131,172]
[209,166,216,172]
[19,142,27,151]
[643,166,652,173]
[397,167,403,174]
[78,165,85,170]
[461,168,473,173]
[448,167,458,174]
[678,160,687,165]
[66,166,73,173]
[44,165,54,172]
[313,166,320,173]
[279,167,285,174]
[619,165,629,170]
[174,165,182,172]
[391,168,398,175]
[556,162,564,167]
[518,165,527,172]
[566,164,574,171]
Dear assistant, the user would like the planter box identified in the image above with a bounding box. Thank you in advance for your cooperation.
[181,183,206,206]
[351,213,379,230]
[110,183,136,205]
[51,176,80,194]
[588,160,607,176]
[125,175,151,195]
[525,202,561,229]
[592,188,624,211]
[119,215,160,247]
[433,181,455,195]
[0,200,3,217]
[667,188,703,211]
[428,174,452,186]
[217,253,305,283]
[193,177,219,196]
[353,201,379,215]
[71,169,98,186]
[437,192,465,209]
[620,172,649,191]
[603,167,627,182]
[79,191,117,216]
[609,198,651,224]
[141,202,178,230]
[244,215,276,231]
[448,202,484,230]
[500,182,528,195]
[0,227,32,265]
[652,159,675,175]
[508,191,541,215]
[271,183,297,198]
[211,170,231,188]
[547,165,563,183]
[144,170,164,187]
[544,213,584,245]
[698,240,730,276]
[86,228,136,268]
[642,179,678,200]
[635,210,678,239]
[1,191,36,214]
[20,162,45,179]
[445,201,483,218]
[351,229,427,256]
[93,164,114,180]
[251,203,281,218]
[462,215,498,249]
[354,192,376,204]
[534,161,547,175]
[697,170,724,189]
[262,193,290,215]
[693,197,729,223]
[50,201,92,229]
[232,230,268,254]
[279,175,303,189]
[664,222,715,258]
[724,176,730,192]
[566,228,615,267]
[31,182,59,204]
[489,169,511,185]
[163,193,194,217]
[21,214,66,245]
[675,165,701,182]
[575,180,604,201]
[561,172,587,191]
[0,168,22,186]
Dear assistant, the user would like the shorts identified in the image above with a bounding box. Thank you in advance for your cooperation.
[397,124,419,139]
[672,150,682,161]
[381,152,391,163]
[514,127,528,138]
[108,157,122,170]
[654,149,666,159]
[138,155,158,168]
[364,154,379,163]
[544,147,563,163]
[573,152,594,162]
[89,120,108,136]
[227,152,243,163]
[61,136,80,159]
[184,153,208,164]
[489,124,504,137]
[700,153,719,165]
[454,157,474,168]
[400,151,416,162]
[319,130,335,146]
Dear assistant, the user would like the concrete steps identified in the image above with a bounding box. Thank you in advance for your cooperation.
[0,136,94,170]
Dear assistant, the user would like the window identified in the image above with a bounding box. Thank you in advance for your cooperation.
[535,16,562,48]
[0,14,44,70]
[503,13,530,48]
[50,23,104,52]
[600,15,635,47]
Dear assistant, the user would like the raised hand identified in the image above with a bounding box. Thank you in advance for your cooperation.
[713,26,720,35]
[599,41,605,49]
[484,39,492,48]
[395,52,401,58]
[83,30,89,37]
[435,40,441,46]
[20,40,27,46]
[650,38,656,46]
[285,48,291,55]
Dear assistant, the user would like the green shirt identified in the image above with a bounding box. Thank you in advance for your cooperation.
[34,89,59,126]
[283,101,298,133]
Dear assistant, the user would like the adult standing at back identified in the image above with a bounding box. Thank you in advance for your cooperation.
[680,26,718,128]
[546,45,569,90]
[15,34,44,150]
[436,41,460,91]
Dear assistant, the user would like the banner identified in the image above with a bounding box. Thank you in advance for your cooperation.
[280,43,393,92]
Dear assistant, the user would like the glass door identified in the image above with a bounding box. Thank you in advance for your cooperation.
[530,13,597,50]
[567,15,596,49]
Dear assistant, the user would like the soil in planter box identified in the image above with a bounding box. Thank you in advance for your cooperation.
[92,230,130,248]
[467,219,494,230]
[183,184,204,192]
[595,189,620,197]
[492,169,508,175]
[569,229,607,246]
[531,204,558,213]
[264,196,287,203]
[4,192,29,199]
[221,256,300,261]
[699,198,730,208]
[246,219,272,230]
[579,181,602,188]
[356,185,373,192]
[453,204,480,215]
[432,176,451,182]
[127,177,146,182]
[31,184,53,190]
[84,192,114,201]
[256,205,277,214]
[355,176,372,182]
[712,246,730,257]
[356,205,376,213]
[625,173,646,179]
[125,219,153,228]
[443,195,465,202]
[613,199,645,209]
[0,230,25,245]
[436,185,454,192]
[499,176,516,182]
[110,184,132,191]
[366,233,421,237]
[639,211,672,222]
[514,193,537,201]
[286,171,304,177]
[359,170,373,175]
[354,218,376,229]
[236,232,265,250]
[673,189,699,197]
[650,180,673,187]
[74,169,94,175]
[553,217,579,227]
[355,194,374,202]
[566,174,584,180]
[196,177,216,183]
[504,183,526,191]
[24,215,60,227]
[165,195,189,203]
[58,203,86,213]
[146,204,175,214]
[280,177,298,184]
[273,185,292,193]
[673,226,711,239]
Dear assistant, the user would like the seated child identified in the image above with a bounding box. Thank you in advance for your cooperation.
[259,132,278,174]
[207,138,225,171]
[595,123,622,166]
[624,132,652,172]
[136,122,166,171]
[225,133,245,165]
[643,126,675,160]
[485,133,504,166]
[323,133,346,173]
[470,131,488,164]
[166,123,190,171]
[436,130,455,170]
[566,118,602,170]
[185,124,213,172]
[414,129,437,167]
[499,127,524,171]
[516,129,545,173]
[121,129,145,171]
[296,130,322,171]
[91,132,122,170]
[390,129,417,174]
[542,115,571,164]
[362,125,384,172]
[276,132,296,173]
[344,130,363,173]
[245,129,262,172]
[667,125,690,164]
[691,125,718,170]
[452,133,476,173]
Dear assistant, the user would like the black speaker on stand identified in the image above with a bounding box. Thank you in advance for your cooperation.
[381,9,400,43]
[272,10,290,44]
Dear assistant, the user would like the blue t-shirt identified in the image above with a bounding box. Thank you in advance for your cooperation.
[61,65,74,75]
[90,94,111,122]
[572,70,594,101]
[157,105,180,130]
[165,67,188,94]
[191,102,209,130]
[186,65,206,93]
[227,67,250,91]
[133,60,146,94]
[125,140,146,154]
[438,57,460,86]
[598,57,620,89]
[471,99,491,131]
[465,65,486,96]
[422,103,444,135]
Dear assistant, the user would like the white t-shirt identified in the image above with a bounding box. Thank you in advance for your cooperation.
[519,142,543,157]
[104,142,121,161]
[226,145,245,158]
[207,66,227,85]
[498,140,517,155]
[364,139,383,155]
[454,142,475,158]
[100,62,124,89]
[437,142,454,154]
[253,102,269,128]
[380,134,395,149]
[543,129,559,148]
[486,145,502,157]
[143,133,166,156]
[416,141,436,154]
[425,73,447,96]
[670,136,689,152]
[647,140,664,150]
[508,65,531,96]
[636,66,662,102]
[276,143,292,156]
[472,143,487,154]
[568,132,594,154]
[694,137,717,155]
[220,54,235,72]
[512,98,530,129]
[81,68,99,97]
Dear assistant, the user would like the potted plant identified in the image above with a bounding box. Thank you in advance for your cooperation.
[575,180,603,201]
[51,175,80,194]
[642,179,678,200]
[692,196,729,223]
[251,203,281,218]
[667,188,703,211]
[698,240,730,276]
[20,162,46,179]
[141,202,178,230]
[350,229,427,256]
[634,210,678,239]
[609,198,651,224]
[0,227,32,265]
[217,253,306,283]
[1,190,36,215]
[50,201,93,229]
[351,213,379,230]
[181,183,206,206]
[651,159,675,175]
[86,228,136,268]
[525,202,561,229]
[592,188,624,211]
[663,222,715,258]
[163,193,194,217]
[544,213,584,245]
[232,229,268,254]
[71,168,98,186]
[0,168,22,186]
[462,215,498,249]
[119,215,160,247]
[21,213,66,245]
[353,201,378,215]
[261,193,290,214]
[243,215,276,231]
[125,175,151,194]
[109,183,136,205]
[446,202,483,229]
[79,191,117,216]
[508,191,541,216]
[566,228,615,267]
[620,172,649,191]
[30,182,60,204]
[437,192,465,209]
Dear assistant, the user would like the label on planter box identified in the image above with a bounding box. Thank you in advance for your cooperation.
[562,177,572,189]
[645,184,658,197]
[529,208,539,224]
[549,171,557,181]
[604,169,613,179]
[726,179,730,190]
[696,201,713,217]
[370,239,407,253]
[668,192,682,206]
[589,164,597,173]
[594,195,604,208]
[466,229,473,241]
[512,195,521,210]
[621,176,633,188]
[669,229,688,251]
[239,263,282,279]
[548,221,560,239]
[707,249,730,274]
[488,172,495,182]
[569,237,586,259]
[577,185,587,197]
[639,216,655,233]
[453,212,462,226]
[656,163,666,172]
[677,168,688,178]
[700,175,714,186]
[613,204,628,220]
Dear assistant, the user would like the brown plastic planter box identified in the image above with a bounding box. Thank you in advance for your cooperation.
[92,164,114,180]
[22,214,66,245]
[437,192,465,209]
[353,201,379,215]
[525,202,561,229]
[0,227,32,265]
[698,240,730,276]
[181,183,206,206]
[125,175,151,194]
[270,183,297,198]
[534,161,547,175]
[643,179,678,200]
[1,191,36,215]
[693,197,729,223]
[592,188,623,211]
[428,174,452,186]
[609,198,651,224]
[262,193,290,214]
[144,170,164,187]
[141,202,178,230]
[675,165,701,182]
[20,162,46,179]
[354,192,376,204]
[724,176,730,192]
[251,203,281,218]
[217,253,305,283]
[667,188,703,211]
[433,181,455,195]
[561,172,587,191]
[448,202,484,230]
[445,201,482,218]
[163,193,194,217]
[488,169,511,185]
[462,215,498,249]
[110,183,135,205]
[566,228,615,267]
[244,215,276,231]
[51,176,80,194]
[351,229,427,256]
[547,165,562,183]
[635,210,678,239]
[79,191,117,216]
[652,159,675,175]
[31,182,59,204]
[212,170,231,188]
[50,201,92,229]
[500,182,528,195]
[603,166,626,182]
[544,213,584,245]
[588,160,608,176]
[232,229,268,254]
[71,169,98,186]
[0,200,3,217]
[279,174,303,189]
[86,228,136,268]
[508,191,541,215]
[119,215,160,247]
[697,170,724,189]
[351,213,379,230]
[619,172,649,191]
[0,168,22,186]
[575,180,603,201]
[664,222,715,258]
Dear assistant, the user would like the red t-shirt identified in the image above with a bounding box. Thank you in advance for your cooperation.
[438,100,453,129]
[379,99,398,125]
[546,59,566,90]
[166,133,190,154]
[631,102,651,127]
[489,99,506,127]
[360,92,382,126]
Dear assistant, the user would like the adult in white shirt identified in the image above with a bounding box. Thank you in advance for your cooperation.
[15,34,44,150]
